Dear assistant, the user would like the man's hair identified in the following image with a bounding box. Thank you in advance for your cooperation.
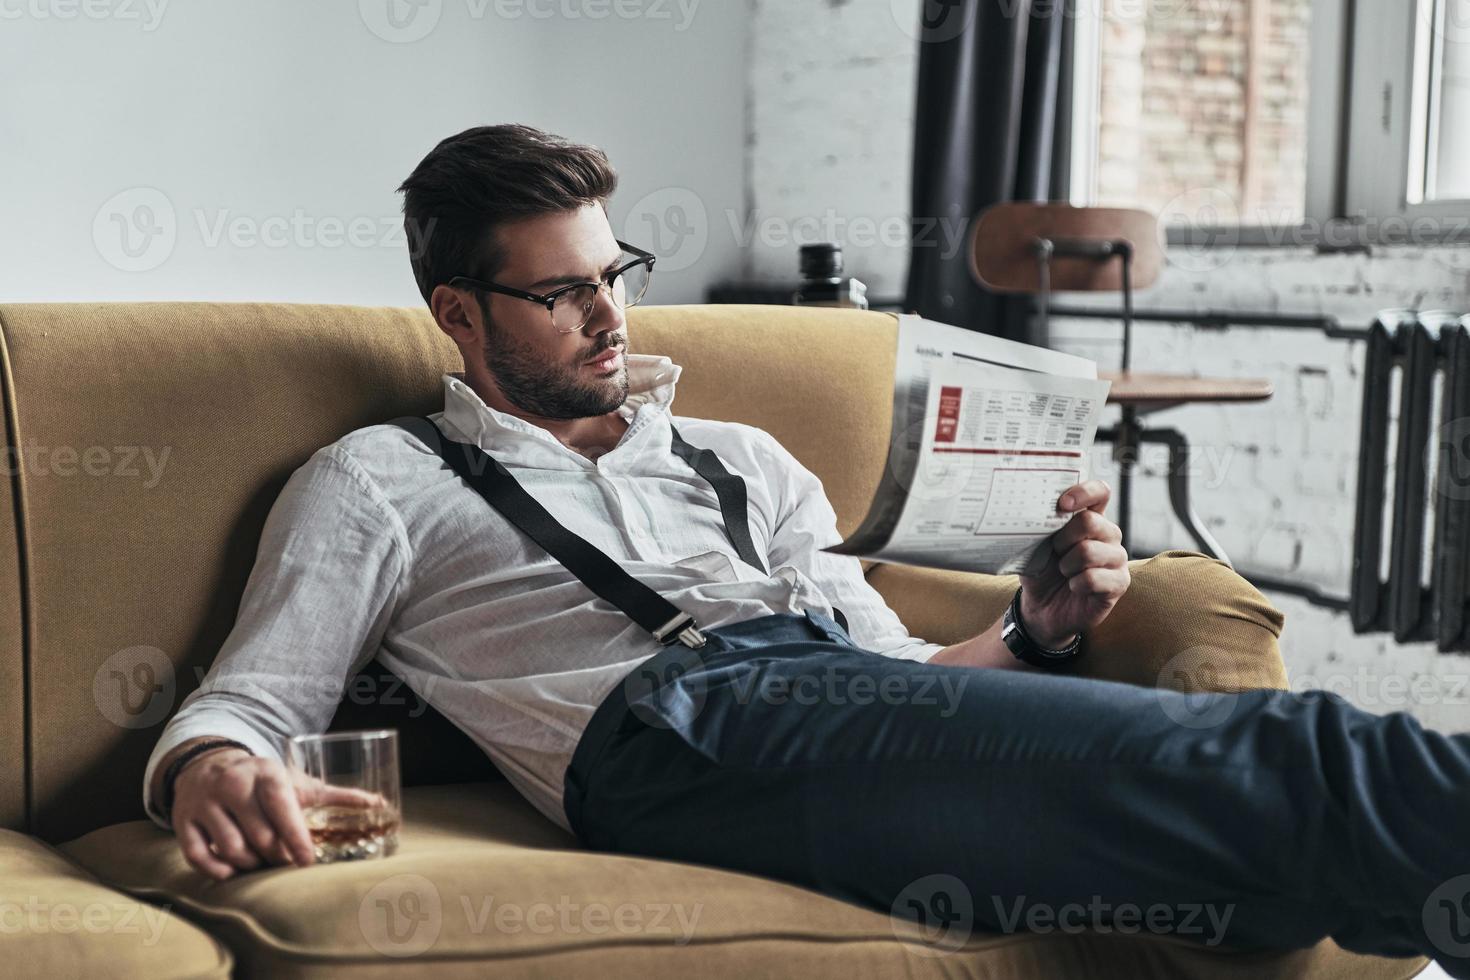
[397,124,619,305]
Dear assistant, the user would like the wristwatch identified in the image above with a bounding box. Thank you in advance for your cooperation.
[1001,588,1084,669]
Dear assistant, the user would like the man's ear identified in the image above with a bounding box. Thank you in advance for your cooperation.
[430,284,481,350]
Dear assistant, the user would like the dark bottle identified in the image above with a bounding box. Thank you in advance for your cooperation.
[792,242,869,309]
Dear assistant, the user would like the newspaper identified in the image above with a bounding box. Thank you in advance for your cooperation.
[824,314,1112,576]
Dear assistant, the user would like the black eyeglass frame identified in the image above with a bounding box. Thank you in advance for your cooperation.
[447,240,657,333]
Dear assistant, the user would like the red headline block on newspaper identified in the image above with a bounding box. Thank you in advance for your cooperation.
[935,385,962,443]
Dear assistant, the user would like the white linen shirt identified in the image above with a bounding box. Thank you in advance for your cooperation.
[142,354,944,833]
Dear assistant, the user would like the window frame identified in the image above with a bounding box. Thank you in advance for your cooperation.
[1068,0,1470,248]
[1343,0,1470,234]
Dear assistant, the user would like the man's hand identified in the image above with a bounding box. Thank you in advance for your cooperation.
[169,746,382,881]
[1018,479,1131,648]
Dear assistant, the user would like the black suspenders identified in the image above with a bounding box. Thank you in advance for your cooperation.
[667,427,766,576]
[390,416,849,649]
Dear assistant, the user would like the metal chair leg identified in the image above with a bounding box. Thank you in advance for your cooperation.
[1095,421,1232,566]
[1098,406,1142,556]
[1140,427,1232,566]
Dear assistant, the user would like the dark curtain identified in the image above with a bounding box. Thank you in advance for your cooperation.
[903,0,1074,342]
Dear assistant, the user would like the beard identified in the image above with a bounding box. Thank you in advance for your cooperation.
[480,312,629,420]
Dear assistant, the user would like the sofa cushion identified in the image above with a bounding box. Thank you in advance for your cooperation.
[1,828,232,979]
[59,783,1425,980]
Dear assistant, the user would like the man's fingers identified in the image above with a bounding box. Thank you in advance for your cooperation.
[1057,539,1129,578]
[1051,508,1122,554]
[1057,480,1111,515]
[319,784,388,809]
[1067,566,1131,597]
[179,819,236,881]
[257,776,317,867]
[230,795,292,868]
[197,808,262,871]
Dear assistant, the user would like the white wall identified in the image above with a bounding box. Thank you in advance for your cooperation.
[0,0,748,306]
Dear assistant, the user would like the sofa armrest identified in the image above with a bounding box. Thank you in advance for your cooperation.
[865,549,1287,693]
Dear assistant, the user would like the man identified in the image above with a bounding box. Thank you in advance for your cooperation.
[145,125,1468,977]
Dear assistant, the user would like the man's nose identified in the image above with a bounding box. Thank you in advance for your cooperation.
[583,283,626,337]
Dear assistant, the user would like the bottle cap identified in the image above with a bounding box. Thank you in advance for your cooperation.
[799,242,843,279]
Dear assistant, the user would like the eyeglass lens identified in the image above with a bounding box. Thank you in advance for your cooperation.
[549,260,651,332]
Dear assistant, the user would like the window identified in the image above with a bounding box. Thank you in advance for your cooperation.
[1072,0,1315,226]
[1069,0,1470,244]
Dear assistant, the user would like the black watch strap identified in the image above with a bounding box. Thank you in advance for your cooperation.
[160,738,252,823]
[1002,588,1083,669]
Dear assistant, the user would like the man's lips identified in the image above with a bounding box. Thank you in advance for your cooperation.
[586,347,623,369]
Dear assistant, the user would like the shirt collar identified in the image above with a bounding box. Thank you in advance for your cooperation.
[440,354,682,459]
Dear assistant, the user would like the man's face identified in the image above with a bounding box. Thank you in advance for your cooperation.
[472,204,630,420]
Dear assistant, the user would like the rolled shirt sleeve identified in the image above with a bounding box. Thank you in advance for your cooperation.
[756,430,945,663]
[141,445,408,828]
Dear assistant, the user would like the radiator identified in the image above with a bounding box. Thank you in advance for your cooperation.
[1351,309,1470,652]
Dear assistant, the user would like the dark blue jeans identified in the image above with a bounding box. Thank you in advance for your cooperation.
[564,610,1470,976]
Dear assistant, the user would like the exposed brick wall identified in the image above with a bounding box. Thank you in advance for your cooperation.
[748,0,1470,732]
[1095,0,1311,222]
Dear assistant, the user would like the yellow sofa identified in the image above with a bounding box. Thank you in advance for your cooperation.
[0,302,1430,978]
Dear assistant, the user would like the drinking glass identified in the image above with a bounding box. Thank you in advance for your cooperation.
[287,729,401,863]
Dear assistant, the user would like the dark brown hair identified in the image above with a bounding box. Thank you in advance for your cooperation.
[397,124,619,305]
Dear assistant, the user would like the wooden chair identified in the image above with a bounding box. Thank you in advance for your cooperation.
[970,203,1273,564]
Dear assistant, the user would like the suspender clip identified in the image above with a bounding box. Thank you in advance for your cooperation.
[654,612,707,649]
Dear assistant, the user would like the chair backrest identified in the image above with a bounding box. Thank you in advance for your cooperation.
[970,203,1164,294]
[0,302,902,842]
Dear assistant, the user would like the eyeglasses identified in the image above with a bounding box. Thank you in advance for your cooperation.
[448,241,656,334]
